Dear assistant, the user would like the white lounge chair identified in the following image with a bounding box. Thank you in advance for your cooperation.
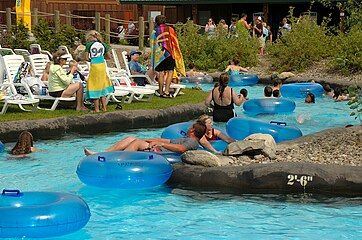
[2,54,75,111]
[0,82,39,114]
[29,54,49,78]
[29,44,52,60]
[0,48,15,56]
[106,88,135,104]
[14,49,31,62]
[0,55,39,114]
[110,73,155,102]
[120,50,186,97]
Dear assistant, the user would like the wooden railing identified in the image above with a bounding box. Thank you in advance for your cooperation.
[0,8,154,50]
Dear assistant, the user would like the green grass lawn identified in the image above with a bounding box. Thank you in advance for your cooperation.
[0,88,208,122]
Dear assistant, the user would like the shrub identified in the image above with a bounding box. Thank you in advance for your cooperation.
[347,85,362,122]
[1,22,31,49]
[268,16,332,72]
[331,26,362,74]
[175,20,259,71]
[33,19,83,53]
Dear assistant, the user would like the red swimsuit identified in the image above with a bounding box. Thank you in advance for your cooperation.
[205,128,219,141]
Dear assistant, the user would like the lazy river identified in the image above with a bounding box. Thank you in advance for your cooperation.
[0,83,360,239]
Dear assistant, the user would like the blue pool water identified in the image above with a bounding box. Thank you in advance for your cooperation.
[1,131,362,240]
[193,83,359,135]
[1,84,361,239]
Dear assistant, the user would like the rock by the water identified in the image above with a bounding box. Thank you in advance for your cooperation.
[224,134,276,159]
[278,72,295,79]
[182,150,221,167]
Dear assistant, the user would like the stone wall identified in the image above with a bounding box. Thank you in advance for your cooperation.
[0,103,206,143]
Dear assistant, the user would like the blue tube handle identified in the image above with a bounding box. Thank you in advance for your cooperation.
[270,121,287,126]
[148,155,154,160]
[180,130,187,136]
[98,156,106,162]
[2,189,20,196]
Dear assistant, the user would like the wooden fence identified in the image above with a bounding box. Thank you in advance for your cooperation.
[0,8,155,50]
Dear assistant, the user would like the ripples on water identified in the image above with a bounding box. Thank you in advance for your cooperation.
[0,84,361,239]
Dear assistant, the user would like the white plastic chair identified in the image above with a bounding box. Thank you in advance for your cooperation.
[14,49,31,62]
[0,55,39,114]
[109,72,155,102]
[29,54,75,111]
[29,54,50,77]
[120,50,186,97]
[0,48,15,56]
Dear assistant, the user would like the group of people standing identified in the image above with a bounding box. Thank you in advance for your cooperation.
[205,14,292,56]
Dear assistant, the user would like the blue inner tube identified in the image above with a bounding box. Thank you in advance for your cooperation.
[76,151,173,189]
[0,189,90,238]
[161,122,228,152]
[280,83,324,98]
[229,74,259,87]
[226,117,302,143]
[181,75,213,83]
[0,141,4,153]
[155,151,182,164]
[243,98,296,115]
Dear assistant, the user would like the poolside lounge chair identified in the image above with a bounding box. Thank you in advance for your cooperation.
[29,54,49,78]
[110,73,155,102]
[120,50,186,97]
[2,54,75,111]
[29,44,52,60]
[0,55,39,114]
[14,49,31,62]
[0,48,15,56]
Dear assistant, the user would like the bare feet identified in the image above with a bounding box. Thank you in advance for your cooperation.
[84,148,97,156]
[76,106,89,111]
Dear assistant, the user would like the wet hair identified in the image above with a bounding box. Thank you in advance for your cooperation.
[323,84,332,93]
[155,15,166,26]
[192,122,207,139]
[264,86,273,97]
[231,58,240,65]
[188,63,195,69]
[53,51,68,65]
[218,72,229,99]
[272,89,280,97]
[213,82,219,88]
[273,79,282,87]
[305,93,315,103]
[333,87,342,99]
[240,88,248,98]
[197,114,212,125]
[11,131,34,155]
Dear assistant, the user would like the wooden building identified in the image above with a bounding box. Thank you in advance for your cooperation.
[119,0,341,39]
[0,0,164,29]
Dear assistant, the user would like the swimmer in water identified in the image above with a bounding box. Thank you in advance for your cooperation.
[305,93,315,103]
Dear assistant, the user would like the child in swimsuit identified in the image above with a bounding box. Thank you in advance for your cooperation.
[197,115,235,153]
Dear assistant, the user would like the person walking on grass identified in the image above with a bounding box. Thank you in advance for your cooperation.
[85,30,114,112]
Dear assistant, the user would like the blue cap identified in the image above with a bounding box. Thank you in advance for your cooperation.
[130,50,142,56]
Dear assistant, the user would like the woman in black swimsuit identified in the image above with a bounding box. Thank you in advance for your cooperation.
[205,73,245,122]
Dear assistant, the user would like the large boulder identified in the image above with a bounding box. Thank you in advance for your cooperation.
[181,150,233,167]
[224,133,276,159]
